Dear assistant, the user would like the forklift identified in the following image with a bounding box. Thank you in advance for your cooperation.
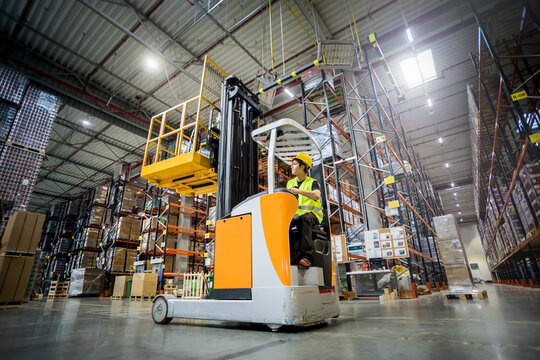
[141,56,339,330]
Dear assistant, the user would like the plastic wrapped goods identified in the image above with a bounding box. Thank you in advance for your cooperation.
[68,268,106,296]
[433,215,474,292]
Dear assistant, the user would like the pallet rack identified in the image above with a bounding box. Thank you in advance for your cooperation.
[468,2,540,285]
[291,49,445,288]
[135,184,209,292]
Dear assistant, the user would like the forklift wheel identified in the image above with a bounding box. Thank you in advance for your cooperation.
[152,296,172,324]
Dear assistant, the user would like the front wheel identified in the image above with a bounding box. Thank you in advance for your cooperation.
[152,296,172,324]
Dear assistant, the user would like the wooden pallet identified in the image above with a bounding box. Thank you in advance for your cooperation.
[442,290,488,300]
[130,295,153,301]
[47,281,70,299]
[0,301,25,306]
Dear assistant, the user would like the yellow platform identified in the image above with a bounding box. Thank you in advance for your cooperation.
[140,55,227,196]
[141,151,217,197]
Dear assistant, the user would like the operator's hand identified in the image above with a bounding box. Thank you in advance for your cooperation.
[290,187,300,195]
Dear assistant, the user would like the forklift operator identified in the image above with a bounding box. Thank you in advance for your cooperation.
[287,152,323,268]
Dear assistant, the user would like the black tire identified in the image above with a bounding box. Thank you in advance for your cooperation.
[152,296,172,325]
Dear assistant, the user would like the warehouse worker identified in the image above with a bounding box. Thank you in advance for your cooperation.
[287,152,323,268]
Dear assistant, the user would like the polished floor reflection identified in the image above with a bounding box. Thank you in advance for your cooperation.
[0,284,539,359]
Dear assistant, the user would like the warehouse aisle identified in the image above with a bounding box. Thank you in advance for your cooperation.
[0,284,539,360]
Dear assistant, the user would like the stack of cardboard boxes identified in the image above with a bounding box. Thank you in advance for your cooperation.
[0,211,45,303]
[382,288,398,301]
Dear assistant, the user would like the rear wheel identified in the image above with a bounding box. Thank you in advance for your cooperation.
[152,296,172,324]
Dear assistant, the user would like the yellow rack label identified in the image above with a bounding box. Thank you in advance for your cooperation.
[511,90,527,101]
[369,33,376,43]
[205,233,210,239]
[162,230,167,235]
[161,242,165,247]
[138,236,143,240]
[277,79,282,84]
[204,252,208,258]
[291,71,297,77]
[314,59,319,66]
[384,176,395,185]
[376,135,386,143]
[206,220,212,225]
[530,133,540,143]
[137,246,141,251]
[388,200,400,209]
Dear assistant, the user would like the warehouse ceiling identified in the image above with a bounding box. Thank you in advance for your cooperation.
[0,0,532,222]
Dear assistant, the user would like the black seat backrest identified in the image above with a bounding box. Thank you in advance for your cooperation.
[309,162,331,236]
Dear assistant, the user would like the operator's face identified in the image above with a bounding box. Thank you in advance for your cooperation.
[291,159,303,176]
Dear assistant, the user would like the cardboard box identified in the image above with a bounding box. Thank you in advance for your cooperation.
[0,211,45,254]
[94,185,109,204]
[117,217,132,240]
[125,249,137,270]
[112,275,131,297]
[0,254,35,302]
[131,272,158,297]
[89,206,106,225]
[28,213,45,253]
[130,219,141,241]
[79,252,97,268]
[0,211,26,252]
[112,248,126,272]
[84,228,101,248]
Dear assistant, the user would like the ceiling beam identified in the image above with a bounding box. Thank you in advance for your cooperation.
[54,115,145,156]
[78,0,201,85]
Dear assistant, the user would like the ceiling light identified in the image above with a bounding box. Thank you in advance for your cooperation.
[456,204,460,207]
[453,192,457,196]
[427,98,433,107]
[284,88,294,98]
[406,28,413,42]
[399,49,437,88]
[145,56,159,71]
[81,119,91,127]
[438,137,443,144]
[458,211,462,215]
[445,162,449,168]
[460,218,463,222]
[450,182,455,187]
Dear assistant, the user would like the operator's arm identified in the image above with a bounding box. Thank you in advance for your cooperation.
[291,187,320,201]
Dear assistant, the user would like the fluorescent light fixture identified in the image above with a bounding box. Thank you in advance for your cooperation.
[284,88,294,98]
[450,182,455,187]
[438,137,443,144]
[460,218,463,222]
[400,49,437,88]
[453,192,457,196]
[445,162,449,168]
[458,211,462,215]
[456,204,460,207]
[427,98,433,107]
[145,56,159,71]
[406,28,413,42]
[82,119,91,127]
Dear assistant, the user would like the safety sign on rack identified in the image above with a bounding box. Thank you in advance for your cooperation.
[511,90,527,101]
[364,226,409,259]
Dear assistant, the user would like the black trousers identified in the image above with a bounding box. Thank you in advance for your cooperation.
[290,212,318,262]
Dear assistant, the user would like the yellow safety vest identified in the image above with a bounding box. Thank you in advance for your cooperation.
[287,177,323,223]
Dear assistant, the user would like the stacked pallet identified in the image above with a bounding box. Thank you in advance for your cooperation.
[0,66,60,230]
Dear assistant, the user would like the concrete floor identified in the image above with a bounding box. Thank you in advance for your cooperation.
[0,284,539,359]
